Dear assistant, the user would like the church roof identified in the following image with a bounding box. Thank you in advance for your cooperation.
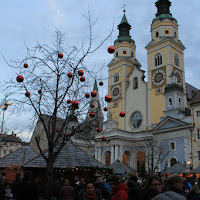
[22,142,105,169]
[190,91,200,105]
[0,146,38,168]
[164,83,184,94]
[93,79,98,91]
[186,83,199,101]
[118,14,131,27]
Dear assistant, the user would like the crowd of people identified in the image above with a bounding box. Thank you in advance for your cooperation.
[1,171,200,200]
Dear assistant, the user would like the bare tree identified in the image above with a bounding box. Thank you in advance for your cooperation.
[3,11,112,195]
[145,135,169,174]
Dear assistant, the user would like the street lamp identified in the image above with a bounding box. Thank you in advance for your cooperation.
[0,101,12,143]
[187,161,191,168]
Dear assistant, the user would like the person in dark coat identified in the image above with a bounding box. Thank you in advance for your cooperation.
[16,171,39,200]
[127,178,140,200]
[79,181,102,200]
[94,177,110,200]
[139,175,163,200]
[188,185,200,200]
[11,172,22,199]
[74,176,85,200]
[59,179,74,200]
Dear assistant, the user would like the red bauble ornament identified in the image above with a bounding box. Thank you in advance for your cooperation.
[107,46,115,54]
[99,81,103,86]
[80,77,85,82]
[120,112,125,117]
[72,101,79,109]
[38,90,42,94]
[66,132,71,136]
[105,95,112,102]
[56,129,60,132]
[184,146,185,148]
[16,75,24,83]
[190,152,192,154]
[194,139,196,141]
[90,104,95,108]
[91,91,97,97]
[89,112,95,118]
[67,99,71,104]
[96,128,101,133]
[104,107,108,111]
[102,136,106,141]
[24,63,28,68]
[58,53,63,58]
[85,93,90,98]
[25,91,30,97]
[78,70,84,76]
[67,72,73,78]
[190,156,192,159]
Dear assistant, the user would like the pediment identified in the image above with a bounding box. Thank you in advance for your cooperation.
[152,116,191,132]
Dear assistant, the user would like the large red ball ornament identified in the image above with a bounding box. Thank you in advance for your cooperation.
[194,139,196,141]
[120,112,126,117]
[105,95,112,102]
[16,75,24,83]
[89,112,95,118]
[96,128,101,133]
[78,70,84,76]
[80,77,85,82]
[72,101,79,109]
[67,72,73,78]
[25,91,30,97]
[107,46,115,54]
[24,63,28,68]
[85,93,90,98]
[66,132,71,136]
[99,81,103,86]
[91,91,97,97]
[58,53,63,58]
[90,104,95,108]
[38,90,42,94]
[190,152,192,154]
[67,99,71,104]
[190,156,192,159]
[102,136,106,141]
[104,107,108,111]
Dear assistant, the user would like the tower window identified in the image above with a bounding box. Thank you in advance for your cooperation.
[156,32,159,38]
[174,32,177,37]
[131,112,142,128]
[123,51,127,54]
[168,98,173,106]
[178,98,181,106]
[165,30,169,34]
[170,142,175,150]
[131,52,134,57]
[197,129,200,140]
[116,52,118,57]
[114,73,119,83]
[133,77,138,89]
[174,53,179,67]
[196,111,200,117]
[155,53,162,66]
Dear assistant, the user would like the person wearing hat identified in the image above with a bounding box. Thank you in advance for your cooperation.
[107,175,129,200]
[94,177,110,200]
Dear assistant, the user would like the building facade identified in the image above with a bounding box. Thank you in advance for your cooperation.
[95,0,200,172]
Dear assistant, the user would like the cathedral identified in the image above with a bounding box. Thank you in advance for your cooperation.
[30,0,200,173]
[95,0,200,172]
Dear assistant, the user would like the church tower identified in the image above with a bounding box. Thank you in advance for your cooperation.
[107,10,142,130]
[146,0,186,125]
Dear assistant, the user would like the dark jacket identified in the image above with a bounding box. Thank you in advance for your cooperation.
[59,185,74,200]
[112,183,129,200]
[78,188,102,200]
[139,187,159,200]
[188,192,200,200]
[16,180,38,200]
[94,183,110,200]
[127,180,140,200]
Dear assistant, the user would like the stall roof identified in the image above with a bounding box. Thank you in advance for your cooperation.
[22,142,105,169]
[163,163,190,174]
[109,160,137,174]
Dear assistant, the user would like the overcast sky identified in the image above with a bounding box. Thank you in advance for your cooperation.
[0,0,200,141]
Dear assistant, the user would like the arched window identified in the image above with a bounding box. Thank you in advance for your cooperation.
[105,152,111,166]
[178,98,181,106]
[174,53,179,67]
[170,157,177,167]
[131,112,142,128]
[114,73,119,82]
[155,53,162,66]
[168,98,173,106]
[133,77,138,89]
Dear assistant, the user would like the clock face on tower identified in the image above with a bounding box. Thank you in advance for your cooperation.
[152,69,166,86]
[111,85,121,99]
